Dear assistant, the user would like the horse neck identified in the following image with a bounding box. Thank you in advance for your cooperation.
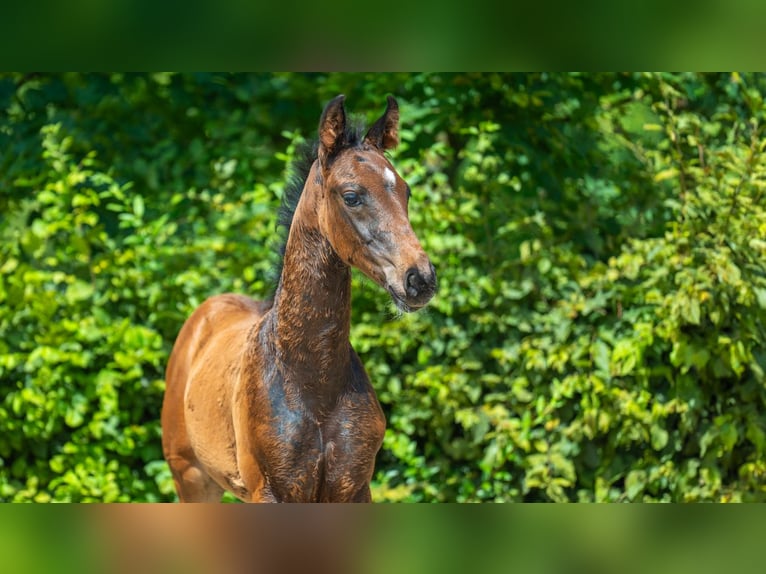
[268,165,352,392]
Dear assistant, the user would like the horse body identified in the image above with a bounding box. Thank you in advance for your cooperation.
[162,294,256,499]
[162,95,435,502]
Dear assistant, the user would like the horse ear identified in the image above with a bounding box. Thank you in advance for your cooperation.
[318,95,347,167]
[364,95,399,151]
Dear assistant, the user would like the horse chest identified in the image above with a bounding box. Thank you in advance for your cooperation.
[251,376,385,502]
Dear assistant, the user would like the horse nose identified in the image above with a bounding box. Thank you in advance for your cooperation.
[404,264,436,300]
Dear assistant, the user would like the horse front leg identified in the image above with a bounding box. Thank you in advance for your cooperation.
[351,484,373,503]
[167,455,225,503]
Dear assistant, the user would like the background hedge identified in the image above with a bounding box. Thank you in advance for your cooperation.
[1,73,764,502]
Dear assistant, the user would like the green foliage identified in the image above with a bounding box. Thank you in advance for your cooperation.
[1,73,765,502]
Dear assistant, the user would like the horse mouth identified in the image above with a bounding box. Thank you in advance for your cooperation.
[386,286,428,313]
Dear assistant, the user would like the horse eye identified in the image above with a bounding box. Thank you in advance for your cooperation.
[343,192,362,207]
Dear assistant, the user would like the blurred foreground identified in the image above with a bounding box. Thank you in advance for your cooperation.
[1,506,764,574]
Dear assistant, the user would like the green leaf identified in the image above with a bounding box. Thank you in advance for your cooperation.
[64,393,89,428]
[754,287,766,310]
[650,425,669,450]
[746,420,766,452]
[592,340,610,375]
[625,470,647,500]
[133,195,145,219]
[66,281,94,304]
[687,297,701,325]
[718,421,738,452]
[700,427,717,457]
[654,168,678,182]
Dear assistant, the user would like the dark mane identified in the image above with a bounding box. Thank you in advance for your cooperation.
[271,117,367,290]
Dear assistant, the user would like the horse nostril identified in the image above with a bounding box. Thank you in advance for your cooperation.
[405,267,422,298]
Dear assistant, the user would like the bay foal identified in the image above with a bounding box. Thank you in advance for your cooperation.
[161,95,436,502]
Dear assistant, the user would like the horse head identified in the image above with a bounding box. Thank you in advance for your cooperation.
[315,95,437,312]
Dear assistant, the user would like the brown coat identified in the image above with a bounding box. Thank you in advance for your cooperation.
[161,96,435,502]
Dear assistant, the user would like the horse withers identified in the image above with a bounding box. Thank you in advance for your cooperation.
[161,95,436,502]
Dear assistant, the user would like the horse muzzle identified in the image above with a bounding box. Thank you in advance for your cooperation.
[390,261,436,312]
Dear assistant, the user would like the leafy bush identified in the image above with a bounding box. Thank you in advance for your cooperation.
[1,73,764,502]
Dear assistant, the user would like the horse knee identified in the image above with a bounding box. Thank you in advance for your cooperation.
[168,457,221,502]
